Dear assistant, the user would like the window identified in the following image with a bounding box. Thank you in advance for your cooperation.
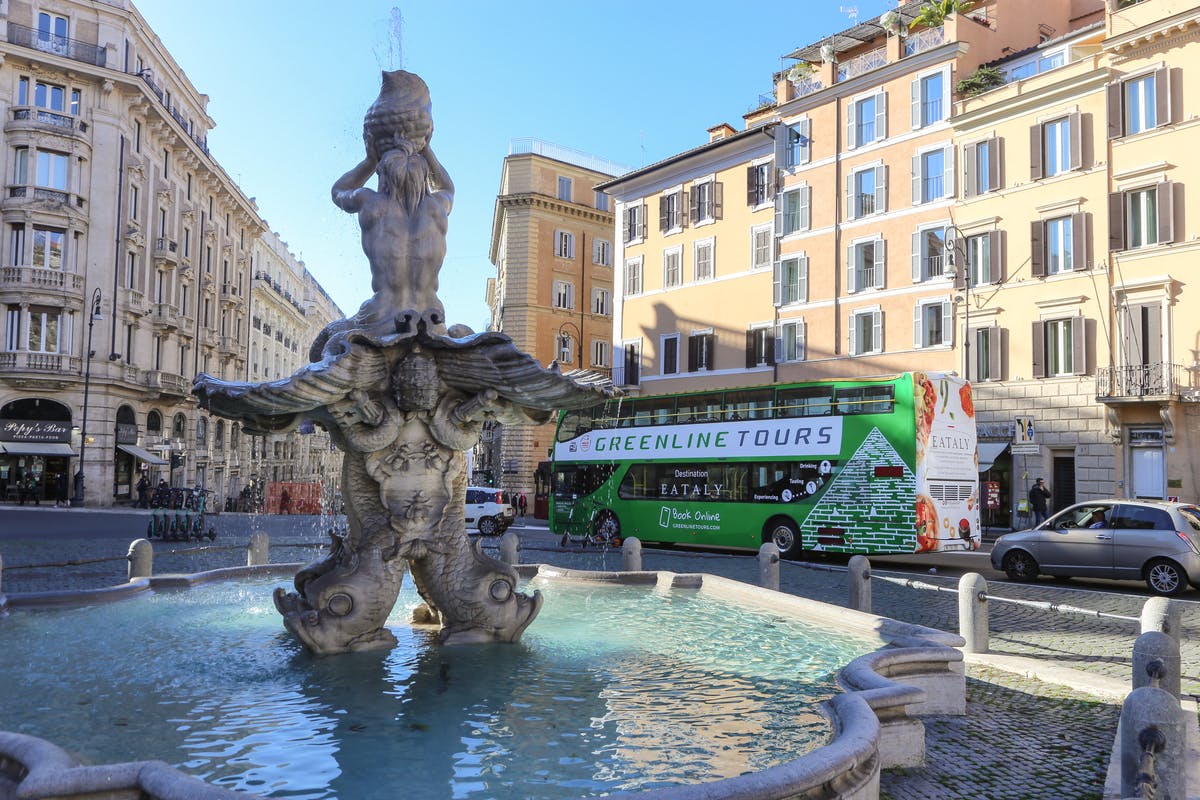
[751,224,773,270]
[24,306,63,352]
[594,191,609,211]
[557,333,575,364]
[1110,183,1173,251]
[690,179,721,224]
[553,280,575,309]
[591,339,611,368]
[554,230,575,259]
[663,247,682,288]
[778,119,812,168]
[1005,47,1066,81]
[961,231,1001,287]
[659,190,684,232]
[622,203,646,243]
[129,184,139,220]
[31,227,65,270]
[974,326,1003,381]
[36,150,68,190]
[1108,68,1169,138]
[592,288,611,316]
[125,252,137,288]
[777,320,806,363]
[746,327,775,367]
[847,238,885,292]
[848,92,886,148]
[661,334,679,375]
[849,309,883,355]
[914,300,952,348]
[848,165,886,218]
[1032,214,1086,275]
[592,238,611,266]
[8,225,24,266]
[37,12,68,55]
[13,147,28,184]
[911,227,947,282]
[774,255,808,306]
[196,416,208,447]
[1031,114,1081,179]
[624,257,643,296]
[694,239,714,281]
[912,69,948,129]
[912,145,953,204]
[557,176,572,202]
[776,186,810,236]
[746,162,773,206]
[1033,317,1087,377]
[687,331,714,372]
[963,137,1000,197]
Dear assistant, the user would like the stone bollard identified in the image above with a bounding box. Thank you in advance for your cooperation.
[247,531,270,567]
[622,537,642,571]
[958,572,989,654]
[127,538,154,580]
[848,555,871,613]
[1132,631,1181,699]
[1119,686,1186,800]
[758,543,780,591]
[1140,597,1182,640]
[499,530,521,565]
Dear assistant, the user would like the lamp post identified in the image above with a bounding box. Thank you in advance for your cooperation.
[74,288,103,506]
[557,320,583,368]
[946,225,971,382]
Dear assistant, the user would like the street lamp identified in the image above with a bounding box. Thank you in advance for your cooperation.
[946,225,972,382]
[557,321,583,368]
[74,288,103,506]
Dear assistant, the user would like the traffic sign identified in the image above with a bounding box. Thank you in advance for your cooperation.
[1014,416,1036,445]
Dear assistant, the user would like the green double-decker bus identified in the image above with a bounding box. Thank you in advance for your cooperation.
[550,372,980,558]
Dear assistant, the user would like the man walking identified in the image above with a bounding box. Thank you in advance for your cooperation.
[1029,478,1051,525]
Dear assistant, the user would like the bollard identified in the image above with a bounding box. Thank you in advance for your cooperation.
[622,537,642,571]
[247,531,270,567]
[127,538,154,580]
[1119,686,1186,800]
[847,555,871,613]
[1132,631,1181,699]
[758,543,780,591]
[499,530,520,565]
[1140,596,1182,641]
[958,572,989,654]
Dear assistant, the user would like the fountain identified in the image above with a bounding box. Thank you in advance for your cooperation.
[193,70,615,654]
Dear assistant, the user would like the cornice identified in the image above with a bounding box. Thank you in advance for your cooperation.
[952,66,1110,130]
[495,193,613,225]
[1104,10,1200,55]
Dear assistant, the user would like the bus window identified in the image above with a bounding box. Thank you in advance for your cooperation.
[554,464,617,498]
[677,392,723,424]
[726,388,774,420]
[836,385,895,415]
[777,386,834,417]
[634,396,676,427]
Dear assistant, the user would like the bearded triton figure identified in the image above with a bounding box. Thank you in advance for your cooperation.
[193,71,615,655]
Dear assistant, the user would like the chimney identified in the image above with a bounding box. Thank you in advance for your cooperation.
[707,122,737,142]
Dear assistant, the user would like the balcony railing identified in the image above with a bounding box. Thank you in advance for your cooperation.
[0,266,84,292]
[837,47,886,82]
[145,370,189,396]
[905,26,945,57]
[135,70,209,156]
[152,303,179,327]
[1096,364,1184,400]
[7,186,84,207]
[0,350,81,373]
[792,76,823,99]
[10,107,88,133]
[5,22,107,67]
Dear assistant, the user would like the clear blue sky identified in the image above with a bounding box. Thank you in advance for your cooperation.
[133,1,900,329]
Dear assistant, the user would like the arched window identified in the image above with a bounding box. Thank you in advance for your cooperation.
[214,420,225,449]
[230,423,240,450]
[196,416,208,447]
[147,410,162,434]
[172,413,186,440]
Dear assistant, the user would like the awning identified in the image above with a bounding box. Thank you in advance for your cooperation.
[117,444,169,465]
[978,442,1010,473]
[0,442,77,457]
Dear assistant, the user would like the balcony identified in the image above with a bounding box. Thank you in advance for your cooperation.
[5,22,107,67]
[1096,364,1185,403]
[0,350,81,374]
[220,282,241,305]
[838,47,886,82]
[6,185,85,210]
[0,266,84,297]
[8,107,89,139]
[119,287,148,316]
[905,26,945,57]
[153,238,179,268]
[220,335,240,354]
[151,302,179,330]
[198,329,217,348]
[144,370,190,398]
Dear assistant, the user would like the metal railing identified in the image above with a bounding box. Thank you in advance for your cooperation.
[905,26,945,57]
[508,138,631,178]
[5,22,106,67]
[10,107,88,133]
[1096,363,1184,399]
[837,47,886,82]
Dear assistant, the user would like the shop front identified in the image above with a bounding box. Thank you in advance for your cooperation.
[113,415,168,503]
[0,418,76,504]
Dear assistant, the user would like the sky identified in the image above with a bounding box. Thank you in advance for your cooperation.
[132,0,902,330]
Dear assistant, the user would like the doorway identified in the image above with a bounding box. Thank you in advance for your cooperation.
[1129,428,1165,499]
[1052,454,1076,513]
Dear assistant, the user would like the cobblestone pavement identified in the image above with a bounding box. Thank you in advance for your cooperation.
[2,525,1197,799]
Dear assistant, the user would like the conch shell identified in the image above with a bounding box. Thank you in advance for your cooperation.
[364,69,433,155]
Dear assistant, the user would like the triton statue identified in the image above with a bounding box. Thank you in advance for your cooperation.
[193,70,615,655]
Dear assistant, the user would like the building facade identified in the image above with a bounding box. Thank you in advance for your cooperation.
[0,0,342,507]
[481,139,625,509]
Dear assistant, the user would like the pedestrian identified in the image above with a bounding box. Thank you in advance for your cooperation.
[55,472,68,507]
[1029,478,1051,525]
[280,487,292,515]
[135,474,150,509]
[518,492,527,517]
[27,475,39,506]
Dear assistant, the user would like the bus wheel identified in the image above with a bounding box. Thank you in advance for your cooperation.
[595,510,621,544]
[766,518,801,559]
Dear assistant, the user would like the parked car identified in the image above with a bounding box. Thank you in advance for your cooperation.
[990,499,1200,596]
[465,487,515,536]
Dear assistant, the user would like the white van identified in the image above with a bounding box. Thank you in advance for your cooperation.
[465,487,515,536]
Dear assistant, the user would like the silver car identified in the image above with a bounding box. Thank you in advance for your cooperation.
[990,499,1200,596]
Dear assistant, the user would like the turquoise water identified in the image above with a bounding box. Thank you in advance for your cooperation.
[0,576,872,799]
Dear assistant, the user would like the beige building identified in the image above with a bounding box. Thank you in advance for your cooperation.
[0,0,341,507]
[482,139,625,509]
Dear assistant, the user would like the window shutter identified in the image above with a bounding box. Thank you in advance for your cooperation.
[872,311,883,352]
[1108,191,1125,251]
[687,336,698,372]
[745,330,757,369]
[800,185,811,231]
[963,143,978,198]
[658,196,668,232]
[775,325,785,363]
[774,192,784,236]
[987,137,1001,191]
[1072,317,1087,376]
[943,144,955,199]
[912,231,922,283]
[1068,112,1083,171]
[799,118,812,164]
[774,127,788,169]
[846,244,856,293]
[988,327,1003,380]
[1155,67,1171,126]
[704,334,715,370]
[846,100,857,149]
[637,204,646,239]
[1070,212,1087,271]
[873,238,886,288]
[1031,322,1045,378]
[1156,181,1174,244]
[911,77,921,129]
[768,329,778,365]
[876,90,888,140]
[746,166,759,206]
[622,208,631,242]
[848,313,858,355]
[1030,220,1045,277]
[772,260,782,307]
[845,173,855,219]
[941,301,953,346]
[1107,81,1123,139]
[798,320,807,361]
[689,186,700,224]
[798,256,809,302]
[913,304,923,348]
[911,154,922,205]
[1029,123,1043,180]
[875,165,887,213]
[713,181,723,220]
[990,230,1004,283]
